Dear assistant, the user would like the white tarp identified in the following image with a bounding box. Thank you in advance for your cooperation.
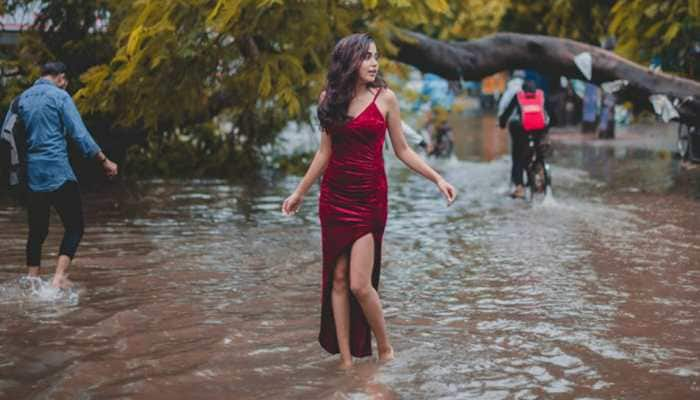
[601,80,628,94]
[649,94,680,122]
[574,52,593,81]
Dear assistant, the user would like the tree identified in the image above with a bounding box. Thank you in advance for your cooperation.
[1,0,115,107]
[2,0,699,179]
[72,0,460,173]
[391,30,700,125]
[501,0,615,45]
[610,0,700,78]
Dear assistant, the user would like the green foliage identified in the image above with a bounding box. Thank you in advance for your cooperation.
[125,122,236,178]
[75,0,456,129]
[2,0,698,179]
[498,0,698,77]
[70,0,456,174]
[1,0,116,117]
[500,0,614,45]
[610,0,699,77]
[406,0,507,41]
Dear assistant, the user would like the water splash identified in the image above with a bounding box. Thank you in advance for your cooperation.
[0,276,80,305]
[538,188,558,207]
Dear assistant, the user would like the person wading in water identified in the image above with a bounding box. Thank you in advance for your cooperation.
[2,62,118,288]
[282,33,456,369]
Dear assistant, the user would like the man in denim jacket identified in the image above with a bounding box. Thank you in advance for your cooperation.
[5,62,118,288]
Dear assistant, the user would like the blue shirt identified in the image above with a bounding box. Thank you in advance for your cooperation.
[12,79,101,192]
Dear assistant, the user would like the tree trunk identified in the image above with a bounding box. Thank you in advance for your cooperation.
[391,31,700,126]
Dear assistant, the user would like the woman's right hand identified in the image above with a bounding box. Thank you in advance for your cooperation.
[282,192,303,216]
[436,178,457,206]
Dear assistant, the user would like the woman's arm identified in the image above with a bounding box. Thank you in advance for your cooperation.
[383,89,456,204]
[282,129,331,215]
[295,131,331,196]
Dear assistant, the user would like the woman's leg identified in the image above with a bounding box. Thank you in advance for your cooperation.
[332,252,352,367]
[349,233,393,361]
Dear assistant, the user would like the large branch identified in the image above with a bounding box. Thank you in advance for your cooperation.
[391,31,700,126]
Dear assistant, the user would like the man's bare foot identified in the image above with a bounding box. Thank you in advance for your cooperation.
[378,345,394,362]
[338,358,353,370]
[51,274,73,289]
[27,266,40,278]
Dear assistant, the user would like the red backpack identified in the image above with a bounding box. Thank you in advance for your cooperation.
[516,89,546,132]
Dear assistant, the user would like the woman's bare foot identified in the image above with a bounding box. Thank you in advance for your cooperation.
[51,274,73,289]
[338,357,353,370]
[378,345,394,362]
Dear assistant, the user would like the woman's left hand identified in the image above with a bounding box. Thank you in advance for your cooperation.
[436,178,457,206]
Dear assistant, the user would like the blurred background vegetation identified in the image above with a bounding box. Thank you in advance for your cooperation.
[1,0,698,179]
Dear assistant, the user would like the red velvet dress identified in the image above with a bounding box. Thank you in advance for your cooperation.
[318,89,387,357]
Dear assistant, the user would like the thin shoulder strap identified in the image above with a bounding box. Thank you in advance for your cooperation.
[371,88,382,103]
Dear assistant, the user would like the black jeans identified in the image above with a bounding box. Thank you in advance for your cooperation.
[509,122,551,186]
[509,122,528,186]
[26,180,84,267]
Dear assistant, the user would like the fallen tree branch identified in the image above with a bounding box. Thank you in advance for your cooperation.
[391,30,700,126]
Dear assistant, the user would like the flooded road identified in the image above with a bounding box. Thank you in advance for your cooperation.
[1,118,699,399]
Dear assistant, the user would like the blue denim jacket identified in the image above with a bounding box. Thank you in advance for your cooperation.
[11,79,101,192]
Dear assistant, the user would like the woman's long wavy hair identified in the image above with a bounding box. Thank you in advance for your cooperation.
[318,33,387,130]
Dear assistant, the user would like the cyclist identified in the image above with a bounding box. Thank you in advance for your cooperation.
[423,108,454,158]
[429,120,454,158]
[498,79,550,198]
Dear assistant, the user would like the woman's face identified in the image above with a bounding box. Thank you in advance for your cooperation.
[357,42,379,84]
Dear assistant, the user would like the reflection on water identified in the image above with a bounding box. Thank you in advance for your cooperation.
[450,113,510,162]
[0,116,699,399]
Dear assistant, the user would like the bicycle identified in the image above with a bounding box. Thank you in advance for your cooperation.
[428,123,454,158]
[524,131,552,201]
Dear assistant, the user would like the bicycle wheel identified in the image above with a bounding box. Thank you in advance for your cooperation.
[528,159,548,201]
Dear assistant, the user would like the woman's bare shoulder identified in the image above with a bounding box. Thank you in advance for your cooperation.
[377,87,398,106]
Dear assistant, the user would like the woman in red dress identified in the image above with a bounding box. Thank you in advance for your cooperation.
[282,33,456,369]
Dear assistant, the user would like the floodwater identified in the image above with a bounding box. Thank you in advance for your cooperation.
[1,117,699,399]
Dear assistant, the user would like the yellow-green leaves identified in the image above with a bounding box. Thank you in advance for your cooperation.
[206,0,244,32]
[663,22,681,44]
[425,0,450,13]
[690,0,700,17]
[74,0,458,131]
[259,64,272,97]
[610,0,696,66]
[448,0,508,39]
[257,54,308,116]
[256,0,284,9]
[363,0,379,9]
[75,65,112,114]
[126,25,144,56]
